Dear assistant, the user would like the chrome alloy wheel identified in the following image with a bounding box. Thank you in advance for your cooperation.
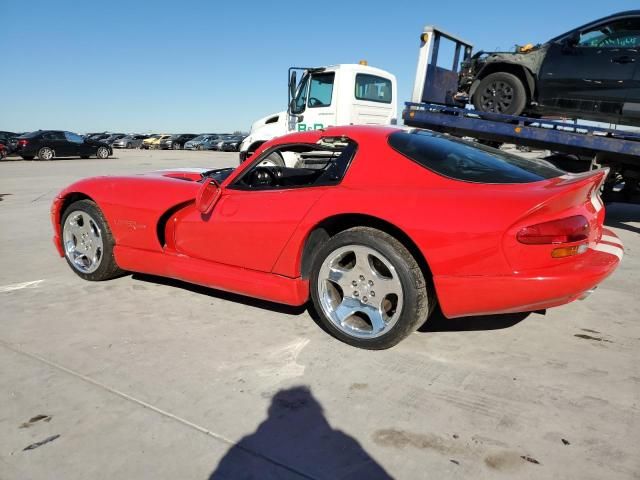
[62,210,104,273]
[97,147,109,159]
[317,245,404,339]
[39,147,54,160]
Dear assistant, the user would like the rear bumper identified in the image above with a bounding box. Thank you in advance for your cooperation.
[435,229,623,318]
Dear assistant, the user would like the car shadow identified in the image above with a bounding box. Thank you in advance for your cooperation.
[131,273,307,316]
[208,386,392,479]
[604,202,640,234]
[418,306,531,333]
[132,274,533,333]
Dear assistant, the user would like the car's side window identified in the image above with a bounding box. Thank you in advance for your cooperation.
[64,132,84,143]
[44,132,65,140]
[578,18,640,48]
[230,139,357,191]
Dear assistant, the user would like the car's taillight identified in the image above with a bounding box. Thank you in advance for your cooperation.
[18,139,28,147]
[517,215,590,245]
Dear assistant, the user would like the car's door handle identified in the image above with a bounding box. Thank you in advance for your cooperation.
[612,55,635,64]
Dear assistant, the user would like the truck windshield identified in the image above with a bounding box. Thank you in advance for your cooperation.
[291,74,310,114]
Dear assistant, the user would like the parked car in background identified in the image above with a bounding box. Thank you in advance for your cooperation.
[87,133,112,142]
[141,134,168,149]
[457,11,640,125]
[219,135,246,152]
[112,134,149,149]
[0,131,19,154]
[15,130,111,160]
[159,134,198,150]
[184,134,217,150]
[209,135,235,151]
[101,134,127,145]
[202,135,229,150]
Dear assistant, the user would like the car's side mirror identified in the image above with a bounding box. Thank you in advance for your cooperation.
[196,178,221,215]
[564,31,580,48]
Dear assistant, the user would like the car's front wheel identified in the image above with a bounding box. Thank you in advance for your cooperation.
[310,227,431,349]
[172,143,181,150]
[96,147,109,159]
[61,200,123,281]
[473,72,527,116]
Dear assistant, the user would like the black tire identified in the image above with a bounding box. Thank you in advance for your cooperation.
[22,156,35,160]
[126,142,132,149]
[473,72,527,116]
[37,147,54,160]
[309,227,430,349]
[173,143,181,150]
[60,199,124,281]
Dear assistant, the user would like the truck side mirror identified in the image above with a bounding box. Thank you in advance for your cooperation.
[564,31,580,48]
[289,71,297,107]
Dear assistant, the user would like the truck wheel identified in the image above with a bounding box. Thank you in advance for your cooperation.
[473,72,527,116]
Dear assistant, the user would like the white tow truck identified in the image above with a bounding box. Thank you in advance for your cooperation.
[238,62,397,161]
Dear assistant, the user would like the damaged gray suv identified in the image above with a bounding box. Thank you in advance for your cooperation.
[456,11,640,126]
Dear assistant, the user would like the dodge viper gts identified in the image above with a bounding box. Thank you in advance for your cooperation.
[51,126,623,349]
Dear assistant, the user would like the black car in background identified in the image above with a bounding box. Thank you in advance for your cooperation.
[219,135,246,152]
[159,133,198,150]
[457,11,640,126]
[15,130,112,160]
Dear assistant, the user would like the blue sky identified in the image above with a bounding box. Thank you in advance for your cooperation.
[2,0,637,133]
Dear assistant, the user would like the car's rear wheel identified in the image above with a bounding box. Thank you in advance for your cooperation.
[96,147,109,159]
[38,147,54,160]
[61,200,123,281]
[310,227,430,349]
[473,72,527,116]
[126,142,132,149]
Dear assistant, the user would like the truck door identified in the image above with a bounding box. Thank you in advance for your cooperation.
[297,72,336,132]
[538,16,640,122]
[353,73,395,124]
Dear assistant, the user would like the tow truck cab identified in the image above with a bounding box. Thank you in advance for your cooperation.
[239,63,397,161]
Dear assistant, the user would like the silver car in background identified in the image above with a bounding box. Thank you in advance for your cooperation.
[112,134,150,149]
[184,134,218,150]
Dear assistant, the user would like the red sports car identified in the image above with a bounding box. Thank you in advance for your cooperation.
[51,126,623,349]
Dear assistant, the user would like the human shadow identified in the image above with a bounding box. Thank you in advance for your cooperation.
[418,306,531,333]
[209,386,392,480]
[604,202,640,234]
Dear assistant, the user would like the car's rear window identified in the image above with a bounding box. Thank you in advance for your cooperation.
[388,130,563,183]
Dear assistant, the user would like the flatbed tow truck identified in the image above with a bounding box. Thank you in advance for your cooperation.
[403,26,640,203]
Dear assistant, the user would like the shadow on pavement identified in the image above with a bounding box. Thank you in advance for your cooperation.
[209,386,392,480]
[131,273,307,316]
[604,202,640,234]
[418,307,530,333]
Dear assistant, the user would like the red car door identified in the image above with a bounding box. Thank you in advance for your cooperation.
[173,187,327,273]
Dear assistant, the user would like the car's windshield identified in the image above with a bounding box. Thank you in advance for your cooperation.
[389,130,564,184]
